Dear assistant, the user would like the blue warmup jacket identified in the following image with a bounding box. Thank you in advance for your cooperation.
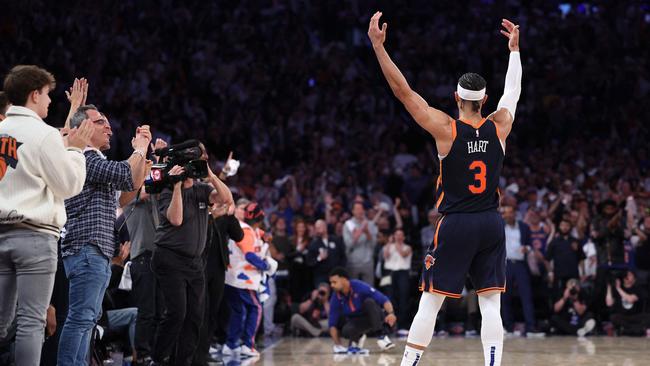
[328,280,389,328]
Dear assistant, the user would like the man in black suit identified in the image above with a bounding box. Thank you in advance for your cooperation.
[307,219,347,288]
[193,203,244,366]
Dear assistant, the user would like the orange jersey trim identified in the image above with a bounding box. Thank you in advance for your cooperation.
[451,120,457,141]
[433,215,445,250]
[458,117,487,129]
[476,286,506,294]
[419,280,462,298]
[435,191,445,209]
[435,159,444,209]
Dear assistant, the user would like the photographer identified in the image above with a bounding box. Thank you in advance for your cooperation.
[58,106,150,366]
[606,270,650,336]
[149,151,234,365]
[0,65,92,366]
[550,279,596,337]
[546,219,585,297]
[290,283,331,337]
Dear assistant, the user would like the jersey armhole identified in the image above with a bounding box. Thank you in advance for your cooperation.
[451,119,457,141]
[438,120,457,160]
[489,118,507,154]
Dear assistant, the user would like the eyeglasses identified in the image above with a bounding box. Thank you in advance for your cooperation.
[92,118,109,126]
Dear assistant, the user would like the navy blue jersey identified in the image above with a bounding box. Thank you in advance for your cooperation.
[435,118,504,214]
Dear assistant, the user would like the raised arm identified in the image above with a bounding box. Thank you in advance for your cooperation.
[491,19,522,139]
[63,78,88,129]
[207,164,234,206]
[368,12,454,145]
[127,125,152,188]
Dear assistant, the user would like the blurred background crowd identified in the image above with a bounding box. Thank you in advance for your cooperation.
[1,0,649,363]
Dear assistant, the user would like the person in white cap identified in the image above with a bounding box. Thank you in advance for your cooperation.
[369,12,522,366]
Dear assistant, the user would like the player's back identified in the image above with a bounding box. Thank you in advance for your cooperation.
[435,118,504,214]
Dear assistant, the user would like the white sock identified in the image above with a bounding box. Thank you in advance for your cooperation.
[400,345,423,366]
[479,292,504,366]
[400,292,445,366]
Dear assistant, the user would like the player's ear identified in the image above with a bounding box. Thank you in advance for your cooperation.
[454,92,460,103]
[482,94,488,106]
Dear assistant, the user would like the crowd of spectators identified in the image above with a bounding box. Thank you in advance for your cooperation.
[1,0,650,363]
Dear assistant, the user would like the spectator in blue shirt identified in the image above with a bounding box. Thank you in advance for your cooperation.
[327,267,395,354]
[58,105,151,366]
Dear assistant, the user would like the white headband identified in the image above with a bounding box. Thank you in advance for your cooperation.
[457,84,486,101]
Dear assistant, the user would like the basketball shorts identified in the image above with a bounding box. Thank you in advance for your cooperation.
[420,210,506,298]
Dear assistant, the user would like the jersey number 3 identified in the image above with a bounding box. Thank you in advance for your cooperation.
[468,161,486,194]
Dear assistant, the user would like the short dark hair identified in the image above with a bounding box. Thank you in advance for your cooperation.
[0,91,8,115]
[328,267,350,279]
[458,72,487,112]
[69,104,98,129]
[3,65,56,106]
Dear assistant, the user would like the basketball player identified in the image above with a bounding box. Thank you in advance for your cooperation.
[368,13,522,366]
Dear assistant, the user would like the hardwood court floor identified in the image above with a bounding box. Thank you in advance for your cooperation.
[244,336,650,366]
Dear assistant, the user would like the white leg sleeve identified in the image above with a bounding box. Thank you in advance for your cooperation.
[479,292,504,366]
[407,292,445,346]
[496,51,522,120]
[400,292,446,366]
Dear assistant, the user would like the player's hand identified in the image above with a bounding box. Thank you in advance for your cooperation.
[368,11,387,48]
[385,313,397,327]
[500,19,520,52]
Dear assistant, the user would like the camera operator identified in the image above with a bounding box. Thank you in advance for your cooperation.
[149,156,234,366]
[290,283,331,337]
[0,65,92,366]
[550,279,596,337]
[123,138,167,366]
[58,105,151,366]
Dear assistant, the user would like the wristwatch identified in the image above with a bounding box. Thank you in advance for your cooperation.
[133,149,145,158]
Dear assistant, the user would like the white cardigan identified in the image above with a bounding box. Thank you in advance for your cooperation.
[0,106,86,236]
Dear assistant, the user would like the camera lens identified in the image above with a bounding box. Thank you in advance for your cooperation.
[570,288,578,296]
[318,290,326,296]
